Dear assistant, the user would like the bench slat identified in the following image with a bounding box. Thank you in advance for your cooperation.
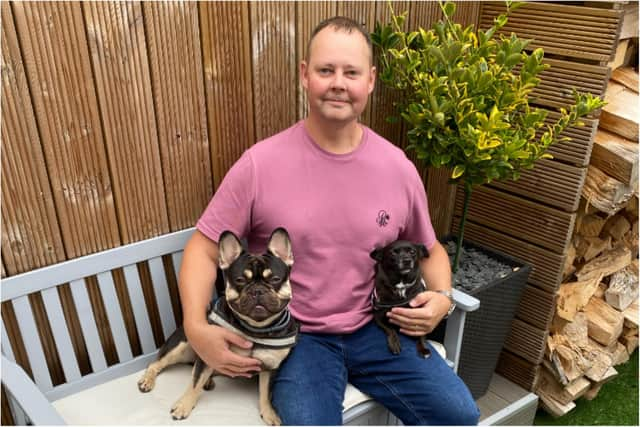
[69,279,108,373]
[41,288,82,382]
[148,257,176,340]
[122,265,156,354]
[1,316,16,362]
[96,272,133,363]
[12,296,53,391]
[171,251,184,281]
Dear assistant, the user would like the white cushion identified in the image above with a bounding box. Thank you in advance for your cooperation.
[52,366,372,425]
[52,343,445,425]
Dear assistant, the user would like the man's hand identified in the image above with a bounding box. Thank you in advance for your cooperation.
[386,291,451,336]
[185,320,262,378]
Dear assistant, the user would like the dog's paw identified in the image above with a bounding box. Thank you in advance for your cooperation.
[203,376,216,391]
[171,400,194,420]
[388,336,402,355]
[260,406,282,426]
[137,375,155,392]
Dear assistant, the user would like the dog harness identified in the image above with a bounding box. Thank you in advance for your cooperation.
[371,277,427,310]
[208,298,299,349]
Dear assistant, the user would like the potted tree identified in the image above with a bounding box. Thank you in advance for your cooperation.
[371,1,605,398]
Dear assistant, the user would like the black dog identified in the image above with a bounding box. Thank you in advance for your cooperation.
[137,228,297,425]
[370,240,431,357]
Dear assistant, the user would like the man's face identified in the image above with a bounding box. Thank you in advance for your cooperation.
[301,27,376,124]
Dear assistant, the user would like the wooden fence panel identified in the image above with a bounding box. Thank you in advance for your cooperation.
[250,2,298,141]
[1,2,65,275]
[11,1,121,258]
[84,2,169,243]
[143,2,212,231]
[200,2,255,188]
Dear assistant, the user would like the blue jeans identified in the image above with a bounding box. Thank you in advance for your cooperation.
[271,320,480,425]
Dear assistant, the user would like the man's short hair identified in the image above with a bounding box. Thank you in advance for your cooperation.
[306,16,373,64]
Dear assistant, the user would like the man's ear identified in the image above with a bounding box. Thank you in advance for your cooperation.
[300,60,309,90]
[218,231,244,269]
[370,247,384,262]
[368,65,376,94]
[268,228,294,266]
[416,244,429,259]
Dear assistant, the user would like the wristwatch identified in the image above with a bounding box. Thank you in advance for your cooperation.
[433,289,456,318]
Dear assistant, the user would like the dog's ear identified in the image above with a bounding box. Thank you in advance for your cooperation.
[370,248,384,262]
[218,231,244,269]
[268,227,294,266]
[416,244,429,259]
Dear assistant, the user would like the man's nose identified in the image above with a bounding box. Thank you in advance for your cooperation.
[330,71,347,90]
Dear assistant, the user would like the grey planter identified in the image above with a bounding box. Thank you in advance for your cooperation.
[441,237,531,399]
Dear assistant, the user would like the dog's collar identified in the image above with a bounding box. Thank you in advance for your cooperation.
[372,277,427,309]
[209,298,298,348]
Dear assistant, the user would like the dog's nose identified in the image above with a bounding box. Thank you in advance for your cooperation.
[250,287,265,297]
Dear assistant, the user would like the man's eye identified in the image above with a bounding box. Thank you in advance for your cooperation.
[319,68,332,74]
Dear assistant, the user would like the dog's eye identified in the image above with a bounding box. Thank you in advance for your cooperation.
[409,249,416,256]
[269,276,282,284]
[234,277,247,286]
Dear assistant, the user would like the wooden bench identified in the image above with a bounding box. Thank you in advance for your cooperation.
[1,227,486,425]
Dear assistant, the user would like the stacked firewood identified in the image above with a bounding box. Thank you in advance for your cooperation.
[536,66,639,417]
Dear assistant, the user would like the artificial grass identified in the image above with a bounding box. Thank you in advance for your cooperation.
[534,349,639,426]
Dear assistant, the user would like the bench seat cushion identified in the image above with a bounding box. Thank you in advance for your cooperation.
[52,365,372,425]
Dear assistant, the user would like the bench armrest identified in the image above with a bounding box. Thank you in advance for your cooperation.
[1,355,66,425]
[444,290,479,372]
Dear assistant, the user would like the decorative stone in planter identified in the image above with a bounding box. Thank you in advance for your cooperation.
[442,237,531,399]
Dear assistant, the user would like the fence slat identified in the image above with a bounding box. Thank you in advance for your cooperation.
[69,279,107,373]
[148,257,176,340]
[96,272,133,363]
[122,265,156,354]
[11,296,52,391]
[40,288,82,382]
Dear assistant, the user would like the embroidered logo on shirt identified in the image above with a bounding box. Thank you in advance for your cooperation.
[377,210,390,227]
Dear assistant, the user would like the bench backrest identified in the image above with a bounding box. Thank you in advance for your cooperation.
[1,228,195,400]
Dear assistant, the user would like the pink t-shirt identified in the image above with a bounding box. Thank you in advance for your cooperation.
[197,121,436,333]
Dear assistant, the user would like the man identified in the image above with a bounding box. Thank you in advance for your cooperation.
[179,16,479,425]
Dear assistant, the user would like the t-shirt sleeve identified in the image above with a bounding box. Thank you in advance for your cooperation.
[196,150,255,243]
[400,163,437,250]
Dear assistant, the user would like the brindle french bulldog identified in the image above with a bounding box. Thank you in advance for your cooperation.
[370,240,431,357]
[137,228,297,425]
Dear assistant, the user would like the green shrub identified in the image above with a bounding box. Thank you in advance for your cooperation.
[372,1,605,271]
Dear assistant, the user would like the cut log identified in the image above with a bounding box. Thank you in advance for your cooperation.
[623,300,639,329]
[577,213,607,237]
[564,377,591,401]
[608,39,630,72]
[620,333,639,355]
[610,67,639,93]
[575,245,632,282]
[592,130,639,188]
[555,312,590,348]
[556,274,603,321]
[602,215,632,241]
[539,388,576,417]
[618,3,639,41]
[612,342,630,366]
[581,341,614,382]
[594,282,608,299]
[624,196,638,221]
[537,367,575,405]
[546,335,590,385]
[605,266,639,311]
[584,297,625,346]
[582,166,636,217]
[600,81,639,141]
[563,243,577,279]
[583,367,618,401]
[577,236,612,262]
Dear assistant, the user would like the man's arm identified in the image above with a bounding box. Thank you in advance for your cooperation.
[387,241,453,335]
[179,230,261,377]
